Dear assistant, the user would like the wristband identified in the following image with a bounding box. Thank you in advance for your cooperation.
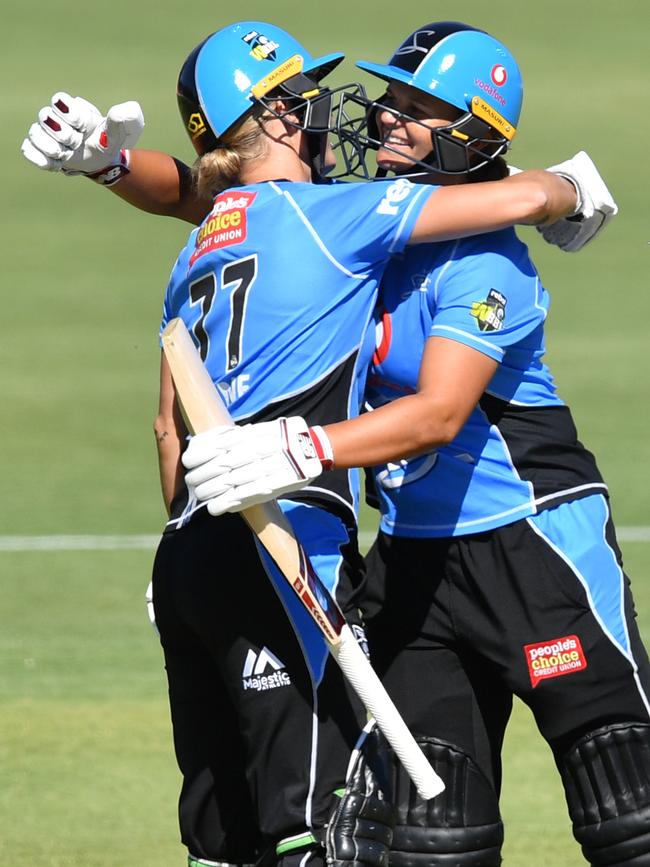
[309,425,335,471]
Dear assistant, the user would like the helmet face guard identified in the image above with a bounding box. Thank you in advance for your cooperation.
[335,88,513,178]
[340,21,522,178]
[256,73,369,178]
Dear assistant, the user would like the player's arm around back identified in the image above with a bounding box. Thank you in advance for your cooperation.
[113,149,211,225]
[409,170,578,245]
[325,337,498,469]
[182,338,499,517]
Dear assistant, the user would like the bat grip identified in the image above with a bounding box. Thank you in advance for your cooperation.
[332,625,445,800]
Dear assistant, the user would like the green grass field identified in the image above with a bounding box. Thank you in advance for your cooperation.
[2,0,649,863]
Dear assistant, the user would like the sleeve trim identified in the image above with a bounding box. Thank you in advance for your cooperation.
[430,325,506,358]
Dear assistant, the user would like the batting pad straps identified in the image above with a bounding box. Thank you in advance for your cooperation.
[308,425,334,471]
[559,722,650,866]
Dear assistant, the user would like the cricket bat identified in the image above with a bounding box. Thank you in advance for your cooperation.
[161,317,445,800]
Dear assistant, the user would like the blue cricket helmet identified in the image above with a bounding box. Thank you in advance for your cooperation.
[178,21,345,155]
[356,22,523,174]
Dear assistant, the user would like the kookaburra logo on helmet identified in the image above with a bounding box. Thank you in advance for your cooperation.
[394,30,437,56]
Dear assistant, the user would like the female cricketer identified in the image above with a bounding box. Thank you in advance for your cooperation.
[21,20,600,867]
[185,23,648,867]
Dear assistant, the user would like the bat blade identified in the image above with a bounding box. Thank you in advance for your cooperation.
[160,317,445,799]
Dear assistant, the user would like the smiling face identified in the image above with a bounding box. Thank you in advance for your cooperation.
[375,81,463,173]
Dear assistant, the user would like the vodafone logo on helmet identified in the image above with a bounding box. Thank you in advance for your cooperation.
[491,64,508,86]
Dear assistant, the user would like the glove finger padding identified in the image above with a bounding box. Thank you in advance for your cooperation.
[185,452,243,489]
[537,207,614,253]
[193,472,240,502]
[21,93,104,171]
[22,122,71,166]
[104,101,145,150]
[61,102,143,180]
[205,490,244,516]
[193,460,269,503]
[182,425,244,470]
[325,723,395,867]
[49,92,103,135]
[21,91,143,181]
[37,106,85,149]
[20,136,57,170]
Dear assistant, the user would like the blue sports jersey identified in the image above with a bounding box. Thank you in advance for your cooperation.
[366,229,605,537]
[161,177,433,529]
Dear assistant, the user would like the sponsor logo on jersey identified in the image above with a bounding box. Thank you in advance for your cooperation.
[242,646,291,691]
[376,177,414,216]
[190,191,257,266]
[524,634,587,688]
[470,288,507,332]
[242,29,279,61]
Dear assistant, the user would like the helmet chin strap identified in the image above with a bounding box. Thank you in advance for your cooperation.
[307,132,327,180]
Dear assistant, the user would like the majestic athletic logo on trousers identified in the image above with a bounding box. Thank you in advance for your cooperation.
[524,634,587,688]
[242,646,291,691]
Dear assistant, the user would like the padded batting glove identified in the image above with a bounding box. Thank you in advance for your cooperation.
[538,151,618,252]
[21,92,144,186]
[182,417,334,517]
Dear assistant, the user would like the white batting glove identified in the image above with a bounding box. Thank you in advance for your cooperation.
[182,425,248,513]
[538,151,618,252]
[182,417,334,517]
[21,92,144,186]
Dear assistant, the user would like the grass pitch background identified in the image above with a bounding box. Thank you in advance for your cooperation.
[2,1,648,863]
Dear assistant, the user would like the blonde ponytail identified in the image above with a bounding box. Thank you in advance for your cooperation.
[193,115,268,198]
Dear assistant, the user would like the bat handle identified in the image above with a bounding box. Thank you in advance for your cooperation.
[332,625,445,799]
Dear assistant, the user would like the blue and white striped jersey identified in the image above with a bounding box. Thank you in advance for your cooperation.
[366,228,605,537]
[161,177,433,528]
